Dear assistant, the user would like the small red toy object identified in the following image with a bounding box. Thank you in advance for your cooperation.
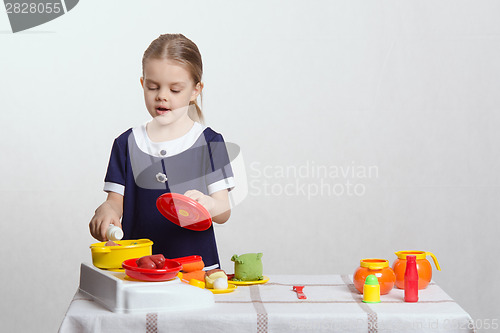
[404,255,419,302]
[136,254,166,269]
[156,193,212,231]
[293,286,307,299]
[122,258,182,282]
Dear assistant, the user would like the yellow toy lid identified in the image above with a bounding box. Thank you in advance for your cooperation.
[360,259,389,270]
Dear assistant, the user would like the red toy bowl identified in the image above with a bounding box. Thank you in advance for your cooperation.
[156,193,212,231]
[122,258,183,282]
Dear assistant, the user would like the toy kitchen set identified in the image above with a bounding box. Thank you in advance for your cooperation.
[79,193,265,313]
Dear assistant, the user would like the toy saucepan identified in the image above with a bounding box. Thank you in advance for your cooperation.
[156,193,212,231]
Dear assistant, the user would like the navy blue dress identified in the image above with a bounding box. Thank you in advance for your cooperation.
[103,122,234,269]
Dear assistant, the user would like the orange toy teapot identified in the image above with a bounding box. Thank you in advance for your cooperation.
[353,259,396,295]
[392,251,441,290]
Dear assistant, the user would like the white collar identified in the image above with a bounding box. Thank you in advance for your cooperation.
[132,121,206,158]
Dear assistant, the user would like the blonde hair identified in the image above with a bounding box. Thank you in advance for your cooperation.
[142,34,204,123]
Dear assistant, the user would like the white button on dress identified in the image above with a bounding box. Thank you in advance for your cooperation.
[156,173,167,183]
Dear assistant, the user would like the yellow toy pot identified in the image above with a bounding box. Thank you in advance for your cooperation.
[90,239,153,270]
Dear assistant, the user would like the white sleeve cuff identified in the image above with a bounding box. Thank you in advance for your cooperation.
[104,182,125,196]
[207,177,235,195]
[203,263,220,271]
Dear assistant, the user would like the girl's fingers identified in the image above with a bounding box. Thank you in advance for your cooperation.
[184,190,203,201]
[197,196,208,206]
[100,222,107,241]
[197,195,215,212]
[93,221,101,241]
[89,219,99,239]
[113,219,122,230]
[90,218,106,241]
[100,219,113,241]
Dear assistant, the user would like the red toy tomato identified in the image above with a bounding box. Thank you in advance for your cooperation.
[150,254,166,269]
[136,254,166,269]
[136,257,156,269]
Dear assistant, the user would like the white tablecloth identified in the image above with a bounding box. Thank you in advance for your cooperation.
[59,274,475,333]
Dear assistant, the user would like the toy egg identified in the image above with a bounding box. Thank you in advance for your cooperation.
[213,277,229,290]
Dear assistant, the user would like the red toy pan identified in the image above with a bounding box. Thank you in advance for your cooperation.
[156,193,212,231]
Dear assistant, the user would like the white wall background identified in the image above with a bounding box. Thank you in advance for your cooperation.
[1,1,499,332]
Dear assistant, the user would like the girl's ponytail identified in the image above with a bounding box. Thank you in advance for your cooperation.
[189,99,204,124]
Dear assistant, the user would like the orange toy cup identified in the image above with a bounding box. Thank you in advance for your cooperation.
[353,259,396,295]
[392,251,441,290]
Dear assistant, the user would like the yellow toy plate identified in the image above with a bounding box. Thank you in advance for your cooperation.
[208,284,237,294]
[228,276,269,286]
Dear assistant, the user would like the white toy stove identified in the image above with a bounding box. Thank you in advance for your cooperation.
[79,263,214,313]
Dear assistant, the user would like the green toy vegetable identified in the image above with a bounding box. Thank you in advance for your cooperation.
[231,253,263,281]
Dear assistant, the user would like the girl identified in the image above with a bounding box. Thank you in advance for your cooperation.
[89,34,234,270]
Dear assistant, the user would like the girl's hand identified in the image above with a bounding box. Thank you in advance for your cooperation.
[183,189,231,223]
[184,190,216,213]
[89,192,124,241]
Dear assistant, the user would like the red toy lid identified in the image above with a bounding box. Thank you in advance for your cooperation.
[156,193,212,231]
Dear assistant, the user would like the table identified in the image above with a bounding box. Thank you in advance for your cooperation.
[59,274,475,333]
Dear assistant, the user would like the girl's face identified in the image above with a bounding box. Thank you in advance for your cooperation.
[140,58,202,126]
